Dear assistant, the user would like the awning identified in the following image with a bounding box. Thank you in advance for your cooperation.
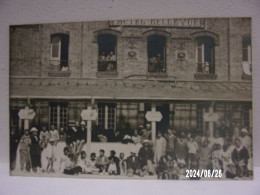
[10,77,252,102]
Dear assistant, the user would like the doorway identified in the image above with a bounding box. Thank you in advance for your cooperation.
[156,104,169,134]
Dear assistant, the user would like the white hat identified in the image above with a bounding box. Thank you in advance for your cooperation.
[131,148,139,154]
[80,121,86,125]
[241,128,248,133]
[142,139,150,144]
[30,127,38,132]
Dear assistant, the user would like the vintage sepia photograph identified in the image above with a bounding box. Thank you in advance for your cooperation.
[9,17,253,180]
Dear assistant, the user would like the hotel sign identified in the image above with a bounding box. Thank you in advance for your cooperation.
[109,18,205,28]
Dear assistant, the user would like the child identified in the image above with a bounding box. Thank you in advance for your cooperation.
[39,126,49,149]
[157,155,169,179]
[187,135,199,169]
[45,138,57,173]
[49,125,59,146]
[177,159,187,180]
[107,158,117,175]
[211,144,223,171]
[18,129,32,172]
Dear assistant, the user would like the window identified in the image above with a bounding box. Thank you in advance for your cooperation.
[173,104,197,131]
[97,34,117,72]
[49,103,68,130]
[98,103,116,130]
[147,35,166,73]
[196,37,215,74]
[242,35,252,76]
[50,34,69,71]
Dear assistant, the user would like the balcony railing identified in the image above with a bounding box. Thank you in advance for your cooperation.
[98,61,117,72]
[48,60,70,77]
[194,63,217,80]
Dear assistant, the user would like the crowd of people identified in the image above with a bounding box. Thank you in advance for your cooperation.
[98,51,116,71]
[10,121,253,179]
[148,53,165,73]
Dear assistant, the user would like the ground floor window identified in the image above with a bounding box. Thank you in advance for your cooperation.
[173,104,197,131]
[97,103,116,130]
[49,103,68,130]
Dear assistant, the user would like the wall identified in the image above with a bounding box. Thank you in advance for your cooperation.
[9,18,252,81]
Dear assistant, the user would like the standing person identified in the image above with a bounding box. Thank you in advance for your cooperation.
[154,131,167,165]
[29,127,42,173]
[66,122,78,154]
[232,138,249,177]
[95,149,109,174]
[76,121,87,154]
[118,152,127,175]
[187,135,199,169]
[239,128,252,157]
[175,132,188,163]
[165,129,176,158]
[49,125,59,146]
[45,138,57,173]
[39,126,49,149]
[10,127,20,170]
[211,144,222,171]
[138,139,155,175]
[17,129,31,172]
[199,138,212,170]
[222,138,236,178]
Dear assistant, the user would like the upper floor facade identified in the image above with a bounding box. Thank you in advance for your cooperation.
[10,17,252,81]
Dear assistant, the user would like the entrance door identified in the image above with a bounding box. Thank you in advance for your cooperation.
[156,104,169,134]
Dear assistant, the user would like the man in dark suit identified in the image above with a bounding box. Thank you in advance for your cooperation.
[126,149,143,176]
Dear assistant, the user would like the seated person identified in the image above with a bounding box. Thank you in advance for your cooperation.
[131,129,142,144]
[138,139,155,175]
[126,149,143,177]
[107,158,117,175]
[85,153,100,174]
[97,134,107,142]
[96,149,109,174]
[60,147,81,175]
[106,51,116,61]
[107,150,120,175]
[76,151,88,173]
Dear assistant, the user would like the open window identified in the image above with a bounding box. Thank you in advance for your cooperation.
[50,34,69,71]
[97,34,117,72]
[147,35,166,73]
[196,37,215,74]
[242,35,252,76]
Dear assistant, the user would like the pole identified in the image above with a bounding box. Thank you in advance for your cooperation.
[24,106,29,130]
[86,106,92,157]
[151,103,156,147]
